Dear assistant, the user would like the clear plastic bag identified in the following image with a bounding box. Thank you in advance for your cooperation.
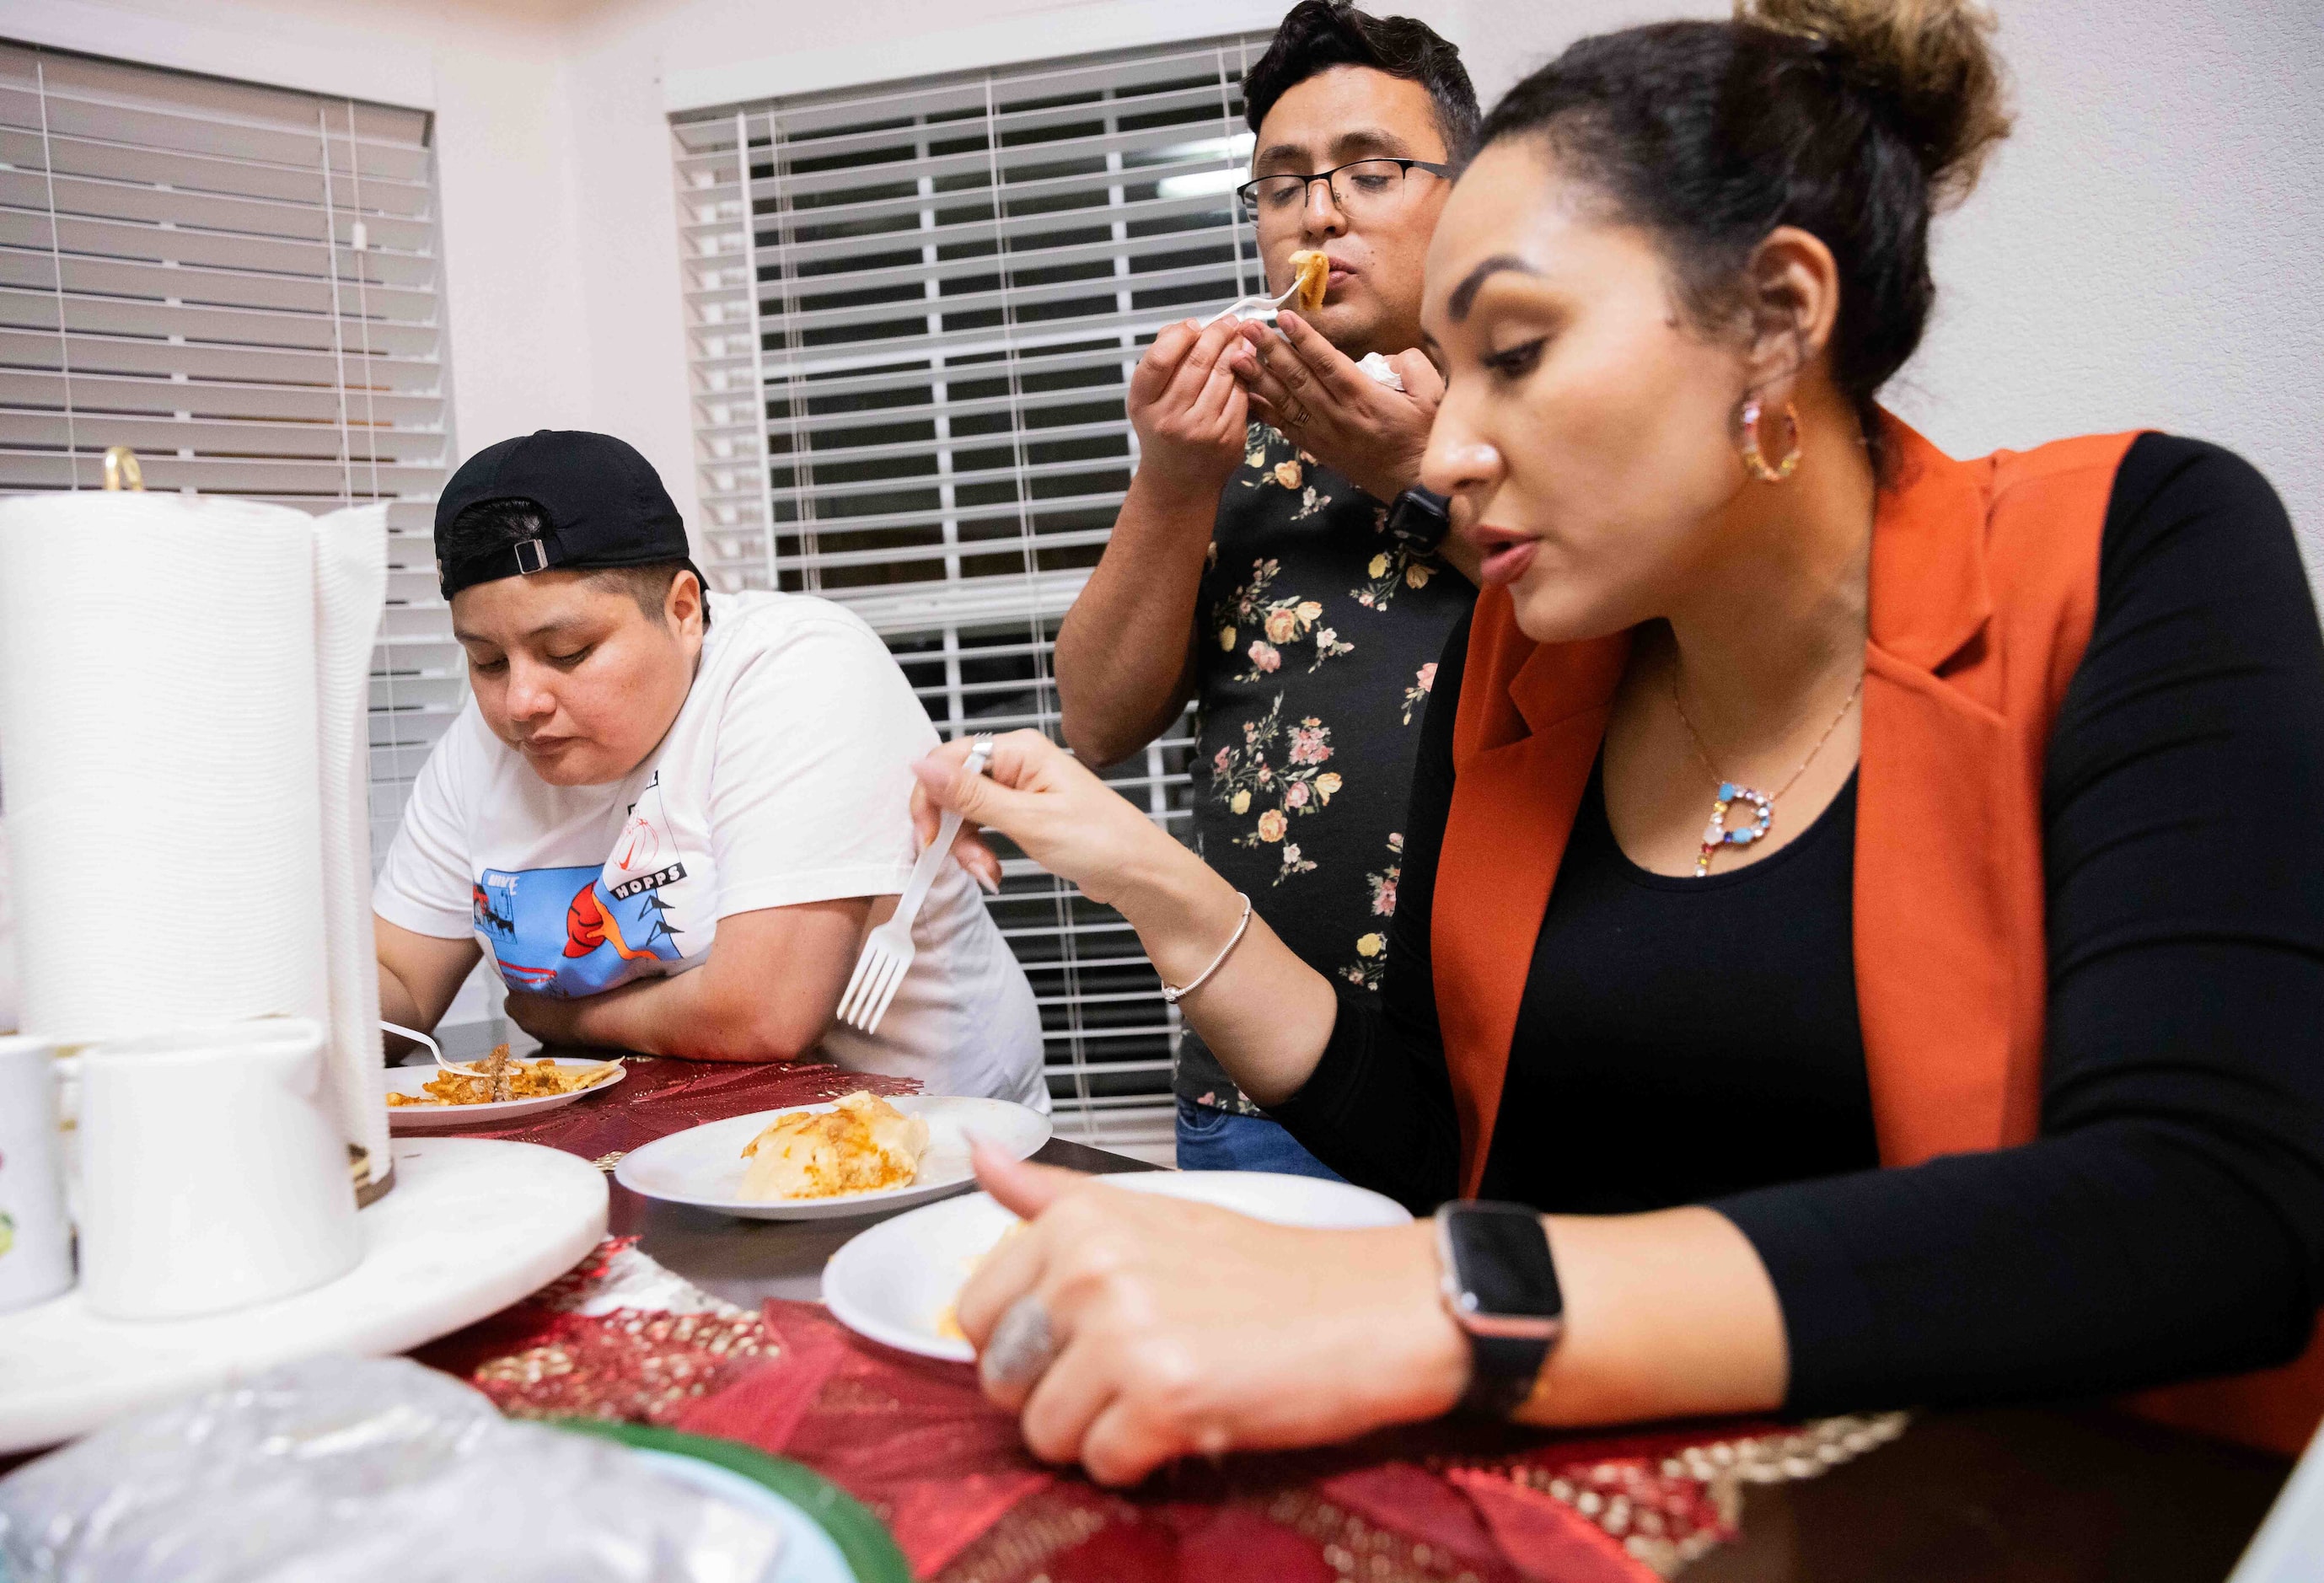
[0,1356,784,1583]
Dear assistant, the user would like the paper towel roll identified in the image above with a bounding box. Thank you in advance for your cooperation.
[0,494,389,1176]
[0,495,329,1038]
[313,505,389,1180]
[0,810,16,1035]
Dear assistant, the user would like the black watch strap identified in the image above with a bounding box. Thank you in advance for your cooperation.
[1436,1200,1564,1419]
[1385,486,1451,555]
[1460,1332,1557,1417]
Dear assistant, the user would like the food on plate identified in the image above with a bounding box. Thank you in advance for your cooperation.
[1287,248,1329,313]
[385,1045,619,1107]
[738,1091,930,1200]
[935,1221,1027,1343]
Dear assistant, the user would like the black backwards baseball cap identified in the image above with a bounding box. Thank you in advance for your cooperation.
[434,430,707,612]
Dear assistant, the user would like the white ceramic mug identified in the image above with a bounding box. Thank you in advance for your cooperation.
[78,1017,361,1321]
[0,1035,73,1313]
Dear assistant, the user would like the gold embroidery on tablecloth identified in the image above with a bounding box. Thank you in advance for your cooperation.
[1477,1411,1911,1578]
[818,1374,909,1414]
[932,1486,1126,1583]
[1265,1490,1484,1583]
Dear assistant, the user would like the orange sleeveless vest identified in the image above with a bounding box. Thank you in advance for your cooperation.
[1432,414,2323,1457]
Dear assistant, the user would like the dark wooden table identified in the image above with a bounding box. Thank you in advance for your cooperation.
[1688,1403,2285,1581]
[624,1137,2289,1580]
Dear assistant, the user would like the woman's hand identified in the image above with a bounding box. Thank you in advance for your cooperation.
[956,1140,1470,1487]
[909,730,1186,908]
[917,730,1341,1106]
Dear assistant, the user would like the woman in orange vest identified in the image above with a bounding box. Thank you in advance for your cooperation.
[914,0,2324,1485]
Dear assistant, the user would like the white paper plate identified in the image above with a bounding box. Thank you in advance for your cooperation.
[385,1057,627,1130]
[823,1170,1412,1362]
[613,1094,1050,1221]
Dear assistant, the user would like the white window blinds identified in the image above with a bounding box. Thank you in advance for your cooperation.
[0,40,455,872]
[672,35,1269,1151]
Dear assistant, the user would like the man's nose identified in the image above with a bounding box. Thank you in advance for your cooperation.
[1302,177,1348,239]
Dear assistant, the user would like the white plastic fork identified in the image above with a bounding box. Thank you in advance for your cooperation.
[380,1018,620,1086]
[836,732,994,1036]
[1199,278,1301,329]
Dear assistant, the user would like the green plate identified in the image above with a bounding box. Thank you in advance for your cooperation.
[550,1420,910,1583]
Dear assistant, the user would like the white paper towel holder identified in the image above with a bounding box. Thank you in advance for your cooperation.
[86,447,398,1211]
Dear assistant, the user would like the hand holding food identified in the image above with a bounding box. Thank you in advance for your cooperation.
[1227,312,1443,504]
[738,1091,931,1201]
[1122,315,1252,504]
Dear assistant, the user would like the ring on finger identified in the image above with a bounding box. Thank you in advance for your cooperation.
[981,1294,1060,1393]
[1284,403,1313,432]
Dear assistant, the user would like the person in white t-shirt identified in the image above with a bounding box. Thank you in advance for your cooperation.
[373,429,1045,1107]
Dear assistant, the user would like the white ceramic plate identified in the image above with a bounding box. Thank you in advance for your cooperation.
[384,1057,627,1131]
[0,1139,609,1454]
[613,1094,1051,1221]
[823,1170,1412,1362]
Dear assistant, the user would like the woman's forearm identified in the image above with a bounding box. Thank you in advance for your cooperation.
[1111,832,1340,1107]
[958,1151,1794,1485]
[1517,1207,1789,1426]
[910,729,1340,1103]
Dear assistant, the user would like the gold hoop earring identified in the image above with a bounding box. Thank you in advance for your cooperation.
[1739,398,1802,483]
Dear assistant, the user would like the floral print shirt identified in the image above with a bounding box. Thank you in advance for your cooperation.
[1178,422,1475,1113]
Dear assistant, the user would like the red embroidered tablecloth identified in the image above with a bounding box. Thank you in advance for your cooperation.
[414,1059,1907,1580]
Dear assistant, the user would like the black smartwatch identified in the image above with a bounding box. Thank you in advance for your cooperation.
[1433,1200,1564,1418]
[1385,486,1452,556]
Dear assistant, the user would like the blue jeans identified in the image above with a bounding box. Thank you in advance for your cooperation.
[1174,1098,1345,1180]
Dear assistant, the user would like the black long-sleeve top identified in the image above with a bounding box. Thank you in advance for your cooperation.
[1273,435,2324,1413]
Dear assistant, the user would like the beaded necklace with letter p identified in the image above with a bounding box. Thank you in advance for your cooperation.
[1669,666,1865,877]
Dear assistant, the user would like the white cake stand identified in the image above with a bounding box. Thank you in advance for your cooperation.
[0,1137,609,1454]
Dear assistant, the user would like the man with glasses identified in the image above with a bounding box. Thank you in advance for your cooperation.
[1055,2,1479,1176]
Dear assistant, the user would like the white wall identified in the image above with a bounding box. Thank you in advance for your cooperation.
[15,0,2320,574]
[1448,0,2324,573]
[1899,0,2323,569]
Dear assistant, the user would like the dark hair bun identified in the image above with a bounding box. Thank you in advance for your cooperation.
[1744,0,2012,203]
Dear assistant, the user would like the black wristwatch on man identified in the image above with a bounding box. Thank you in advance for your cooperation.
[1433,1200,1565,1417]
[1385,485,1452,556]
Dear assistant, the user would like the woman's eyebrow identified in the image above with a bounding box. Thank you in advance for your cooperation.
[1447,255,1540,322]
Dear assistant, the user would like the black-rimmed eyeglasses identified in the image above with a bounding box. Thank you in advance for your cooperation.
[1234,158,1454,227]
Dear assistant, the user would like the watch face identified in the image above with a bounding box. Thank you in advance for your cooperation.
[1447,1205,1561,1319]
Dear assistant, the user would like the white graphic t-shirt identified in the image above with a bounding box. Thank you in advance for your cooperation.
[374,590,1045,1108]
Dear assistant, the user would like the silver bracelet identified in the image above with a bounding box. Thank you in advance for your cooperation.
[1160,893,1253,1005]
